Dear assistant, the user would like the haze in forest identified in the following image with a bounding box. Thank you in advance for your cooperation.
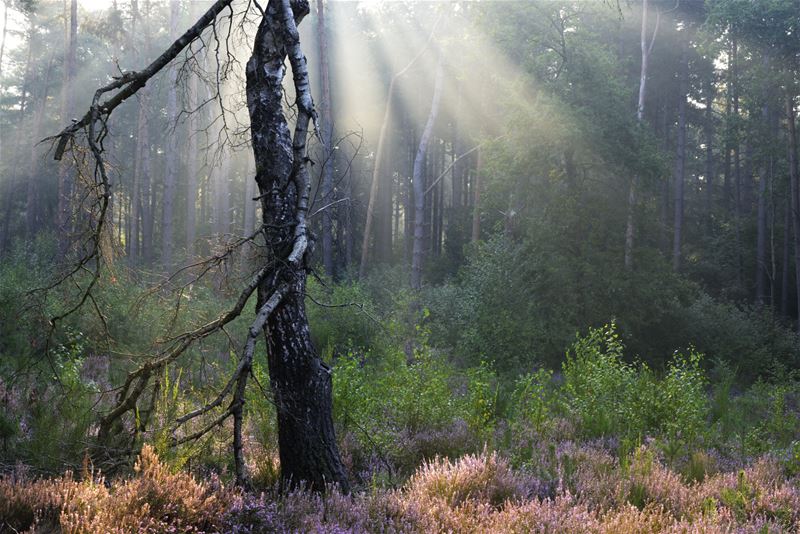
[1,0,800,532]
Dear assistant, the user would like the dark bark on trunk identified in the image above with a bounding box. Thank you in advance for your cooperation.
[755,70,773,307]
[316,0,334,277]
[472,149,482,243]
[672,42,688,271]
[0,21,34,254]
[27,56,55,238]
[704,77,715,231]
[781,195,791,316]
[161,0,179,267]
[732,38,743,290]
[756,154,769,306]
[787,95,800,330]
[246,0,348,491]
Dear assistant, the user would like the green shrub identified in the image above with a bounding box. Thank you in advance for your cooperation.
[510,368,557,434]
[333,345,464,450]
[562,323,638,438]
[562,324,708,450]
[465,361,500,438]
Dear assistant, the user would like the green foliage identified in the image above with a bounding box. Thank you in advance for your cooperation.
[510,368,557,434]
[333,345,462,449]
[465,361,500,438]
[562,324,708,450]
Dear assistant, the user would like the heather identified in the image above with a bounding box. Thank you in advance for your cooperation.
[4,444,800,532]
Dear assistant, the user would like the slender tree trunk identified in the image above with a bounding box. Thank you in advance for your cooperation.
[672,41,688,271]
[787,94,800,329]
[704,76,715,230]
[213,153,231,236]
[625,0,655,270]
[316,0,334,277]
[411,54,443,290]
[756,153,769,306]
[26,56,55,238]
[781,195,791,316]
[471,150,482,243]
[186,71,199,256]
[359,24,437,278]
[0,1,7,81]
[243,156,257,235]
[344,163,353,270]
[161,0,180,266]
[245,0,348,491]
[0,20,34,254]
[139,1,154,264]
[732,37,743,290]
[755,67,773,306]
[57,0,78,256]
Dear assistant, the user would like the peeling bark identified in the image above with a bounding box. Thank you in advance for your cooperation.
[246,0,349,491]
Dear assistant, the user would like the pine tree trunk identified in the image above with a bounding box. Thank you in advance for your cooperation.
[186,67,199,256]
[672,41,688,271]
[316,0,334,277]
[472,149,482,243]
[704,77,715,231]
[625,0,653,270]
[161,0,180,267]
[0,1,8,81]
[0,20,33,254]
[57,0,78,257]
[781,195,791,316]
[787,95,800,329]
[26,56,55,238]
[411,55,443,290]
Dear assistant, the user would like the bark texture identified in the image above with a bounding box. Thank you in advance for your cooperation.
[246,0,349,491]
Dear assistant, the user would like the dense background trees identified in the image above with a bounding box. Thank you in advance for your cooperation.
[1,0,800,516]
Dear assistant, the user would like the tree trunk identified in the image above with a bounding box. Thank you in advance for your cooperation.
[213,153,231,236]
[787,95,800,329]
[243,156,257,236]
[672,41,688,271]
[411,55,443,290]
[316,0,334,277]
[161,0,180,267]
[245,0,348,491]
[0,19,34,254]
[26,56,55,238]
[732,37,743,291]
[186,64,199,256]
[755,70,773,306]
[704,76,715,231]
[625,0,655,270]
[781,195,791,316]
[471,149,482,243]
[57,0,78,257]
[0,1,8,81]
[359,24,437,278]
